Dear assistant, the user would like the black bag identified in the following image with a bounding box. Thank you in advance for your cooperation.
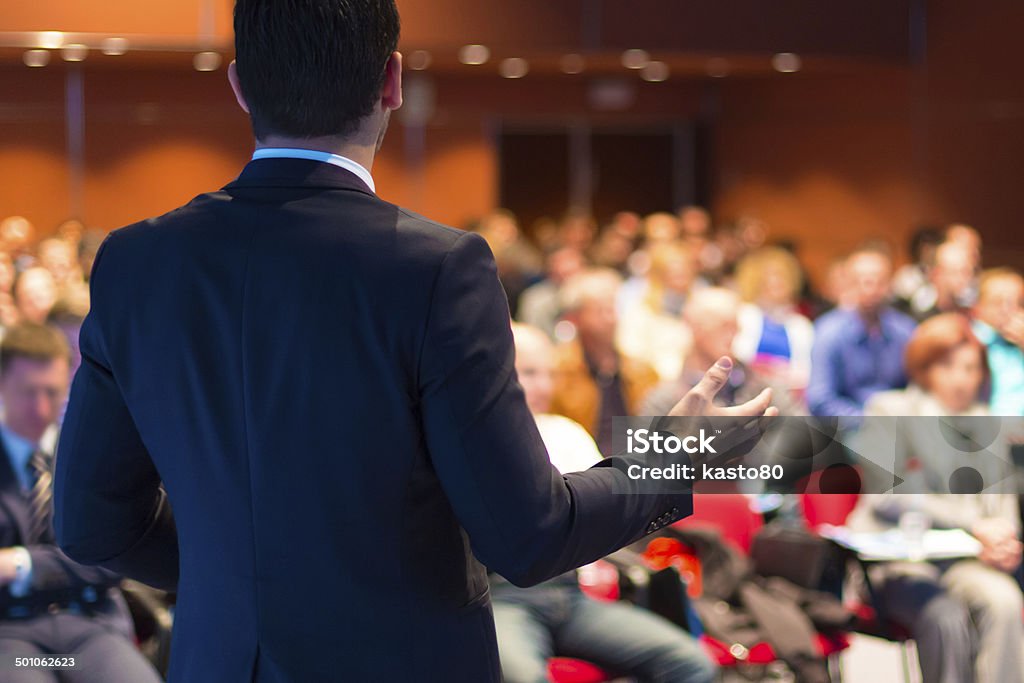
[751,523,849,596]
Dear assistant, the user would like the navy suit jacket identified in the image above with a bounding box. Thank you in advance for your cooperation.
[53,158,692,682]
[0,433,129,633]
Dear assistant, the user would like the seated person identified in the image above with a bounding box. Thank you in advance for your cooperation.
[731,247,815,397]
[0,323,161,683]
[642,288,800,416]
[551,268,659,456]
[489,323,716,683]
[971,267,1024,416]
[807,246,916,417]
[847,314,1023,683]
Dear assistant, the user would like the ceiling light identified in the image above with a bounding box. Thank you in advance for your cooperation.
[23,50,50,68]
[101,37,129,56]
[499,57,529,79]
[408,50,432,71]
[193,51,222,72]
[61,44,89,62]
[458,44,490,66]
[641,61,669,82]
[37,31,63,49]
[772,52,802,73]
[621,49,650,70]
[560,54,585,75]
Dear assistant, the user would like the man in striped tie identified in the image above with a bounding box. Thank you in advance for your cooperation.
[0,323,160,682]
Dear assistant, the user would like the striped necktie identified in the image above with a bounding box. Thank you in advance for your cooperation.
[26,449,53,545]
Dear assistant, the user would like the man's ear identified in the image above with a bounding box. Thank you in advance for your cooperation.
[381,51,403,111]
[227,61,250,114]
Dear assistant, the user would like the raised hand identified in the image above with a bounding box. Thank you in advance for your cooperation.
[668,357,779,418]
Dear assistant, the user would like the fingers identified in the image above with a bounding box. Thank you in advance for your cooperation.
[668,356,733,417]
[718,387,774,418]
[690,356,733,402]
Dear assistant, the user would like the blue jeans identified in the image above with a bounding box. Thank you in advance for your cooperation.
[491,576,717,683]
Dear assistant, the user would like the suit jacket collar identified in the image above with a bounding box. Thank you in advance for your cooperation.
[224,158,376,197]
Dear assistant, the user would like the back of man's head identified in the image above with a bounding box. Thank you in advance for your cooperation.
[233,0,401,140]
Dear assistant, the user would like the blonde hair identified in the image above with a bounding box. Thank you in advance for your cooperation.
[978,267,1023,301]
[734,246,803,304]
[643,241,695,310]
[559,267,623,313]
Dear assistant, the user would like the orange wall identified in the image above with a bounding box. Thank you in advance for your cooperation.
[1,2,1022,286]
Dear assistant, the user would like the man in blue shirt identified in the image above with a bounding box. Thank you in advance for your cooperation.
[807,247,917,417]
[972,268,1024,416]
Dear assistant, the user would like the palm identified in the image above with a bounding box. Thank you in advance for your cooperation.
[668,358,778,418]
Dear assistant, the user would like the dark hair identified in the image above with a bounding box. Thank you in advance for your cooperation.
[0,323,70,375]
[908,226,942,262]
[233,0,401,140]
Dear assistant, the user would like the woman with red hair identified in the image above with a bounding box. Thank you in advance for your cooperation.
[847,313,1022,683]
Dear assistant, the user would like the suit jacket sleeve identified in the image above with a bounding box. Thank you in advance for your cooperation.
[417,232,690,588]
[24,544,123,595]
[53,234,179,592]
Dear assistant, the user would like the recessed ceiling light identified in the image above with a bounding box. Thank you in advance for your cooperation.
[458,44,490,66]
[408,50,432,71]
[621,49,650,70]
[193,51,222,72]
[101,37,129,56]
[772,52,802,73]
[37,31,63,49]
[560,54,585,75]
[23,50,50,68]
[641,61,669,82]
[499,57,529,79]
[61,44,89,62]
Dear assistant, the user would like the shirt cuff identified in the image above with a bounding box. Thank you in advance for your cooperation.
[8,547,32,597]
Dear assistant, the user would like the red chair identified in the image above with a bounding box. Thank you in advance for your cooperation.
[800,492,859,530]
[547,657,617,683]
[799,466,860,530]
[673,484,763,553]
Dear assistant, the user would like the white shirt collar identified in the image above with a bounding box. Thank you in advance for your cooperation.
[251,147,375,193]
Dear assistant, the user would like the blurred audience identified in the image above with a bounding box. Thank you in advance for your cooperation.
[971,267,1024,416]
[849,314,1023,683]
[3,200,1023,682]
[477,209,543,313]
[807,246,916,417]
[14,267,58,326]
[589,212,640,275]
[902,240,977,321]
[491,323,717,683]
[516,247,585,340]
[550,268,659,455]
[642,288,800,416]
[892,226,943,312]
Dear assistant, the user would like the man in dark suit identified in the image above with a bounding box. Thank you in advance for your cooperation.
[52,1,775,681]
[0,323,160,682]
